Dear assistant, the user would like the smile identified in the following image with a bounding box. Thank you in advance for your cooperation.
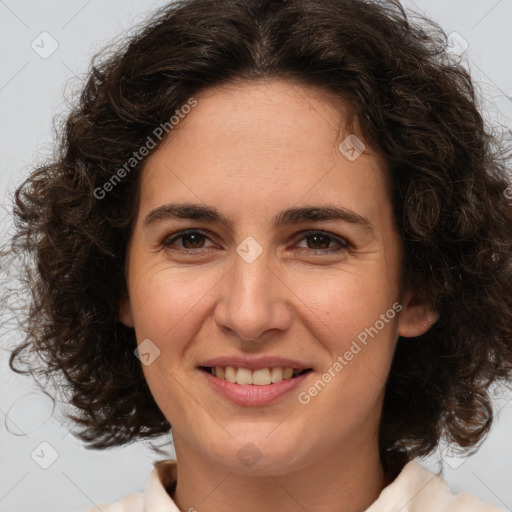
[200,366,312,385]
[199,365,314,406]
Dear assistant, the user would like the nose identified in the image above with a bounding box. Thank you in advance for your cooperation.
[213,247,293,342]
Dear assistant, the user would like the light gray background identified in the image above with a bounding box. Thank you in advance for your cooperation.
[0,1,511,511]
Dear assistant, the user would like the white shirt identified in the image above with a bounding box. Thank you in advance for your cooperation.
[86,459,505,511]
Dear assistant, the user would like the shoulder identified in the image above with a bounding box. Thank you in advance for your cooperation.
[366,461,505,512]
[85,492,144,512]
[84,460,178,512]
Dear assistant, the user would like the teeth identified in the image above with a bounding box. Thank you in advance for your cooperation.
[270,367,283,383]
[225,366,236,383]
[207,366,308,385]
[235,367,253,385]
[215,366,225,379]
[252,368,271,386]
[283,367,293,379]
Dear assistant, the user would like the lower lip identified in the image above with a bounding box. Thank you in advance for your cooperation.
[200,369,312,406]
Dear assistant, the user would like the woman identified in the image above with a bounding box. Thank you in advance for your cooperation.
[6,0,512,510]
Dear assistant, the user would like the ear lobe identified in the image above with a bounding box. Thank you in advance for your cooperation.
[118,295,135,328]
[398,290,439,338]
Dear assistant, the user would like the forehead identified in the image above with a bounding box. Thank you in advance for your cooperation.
[160,78,365,160]
[138,79,391,225]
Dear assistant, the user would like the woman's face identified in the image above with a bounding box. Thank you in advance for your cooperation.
[120,79,434,475]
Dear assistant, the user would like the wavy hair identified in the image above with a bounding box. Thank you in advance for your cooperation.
[5,0,512,480]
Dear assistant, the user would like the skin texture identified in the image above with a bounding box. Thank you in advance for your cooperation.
[119,79,437,512]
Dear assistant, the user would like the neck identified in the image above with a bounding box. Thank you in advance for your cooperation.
[171,436,388,512]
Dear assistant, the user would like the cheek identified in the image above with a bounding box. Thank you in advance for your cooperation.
[126,263,212,421]
[286,264,400,348]
[294,272,400,434]
[128,259,221,341]
[286,262,401,420]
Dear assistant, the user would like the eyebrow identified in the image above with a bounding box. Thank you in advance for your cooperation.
[143,202,374,234]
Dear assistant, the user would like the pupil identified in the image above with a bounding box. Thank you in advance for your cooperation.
[308,234,329,249]
[183,234,204,248]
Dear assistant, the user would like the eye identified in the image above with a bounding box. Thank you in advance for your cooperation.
[162,229,215,251]
[161,229,350,254]
[294,230,350,254]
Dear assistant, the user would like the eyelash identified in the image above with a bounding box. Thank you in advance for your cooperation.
[161,229,350,255]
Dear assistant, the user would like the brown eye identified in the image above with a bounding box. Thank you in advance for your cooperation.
[179,233,207,249]
[295,231,349,253]
[162,230,214,250]
[304,233,330,249]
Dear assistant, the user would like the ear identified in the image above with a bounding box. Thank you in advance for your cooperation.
[118,295,135,328]
[397,288,439,338]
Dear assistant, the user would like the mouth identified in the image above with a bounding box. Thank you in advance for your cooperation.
[199,366,313,385]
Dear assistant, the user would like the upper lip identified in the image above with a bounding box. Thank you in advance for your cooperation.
[198,356,313,371]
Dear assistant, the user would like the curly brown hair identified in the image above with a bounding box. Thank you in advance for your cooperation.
[5,0,512,480]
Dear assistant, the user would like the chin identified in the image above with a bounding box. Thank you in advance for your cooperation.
[207,434,313,476]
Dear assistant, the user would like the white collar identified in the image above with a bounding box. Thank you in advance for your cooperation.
[140,459,502,512]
